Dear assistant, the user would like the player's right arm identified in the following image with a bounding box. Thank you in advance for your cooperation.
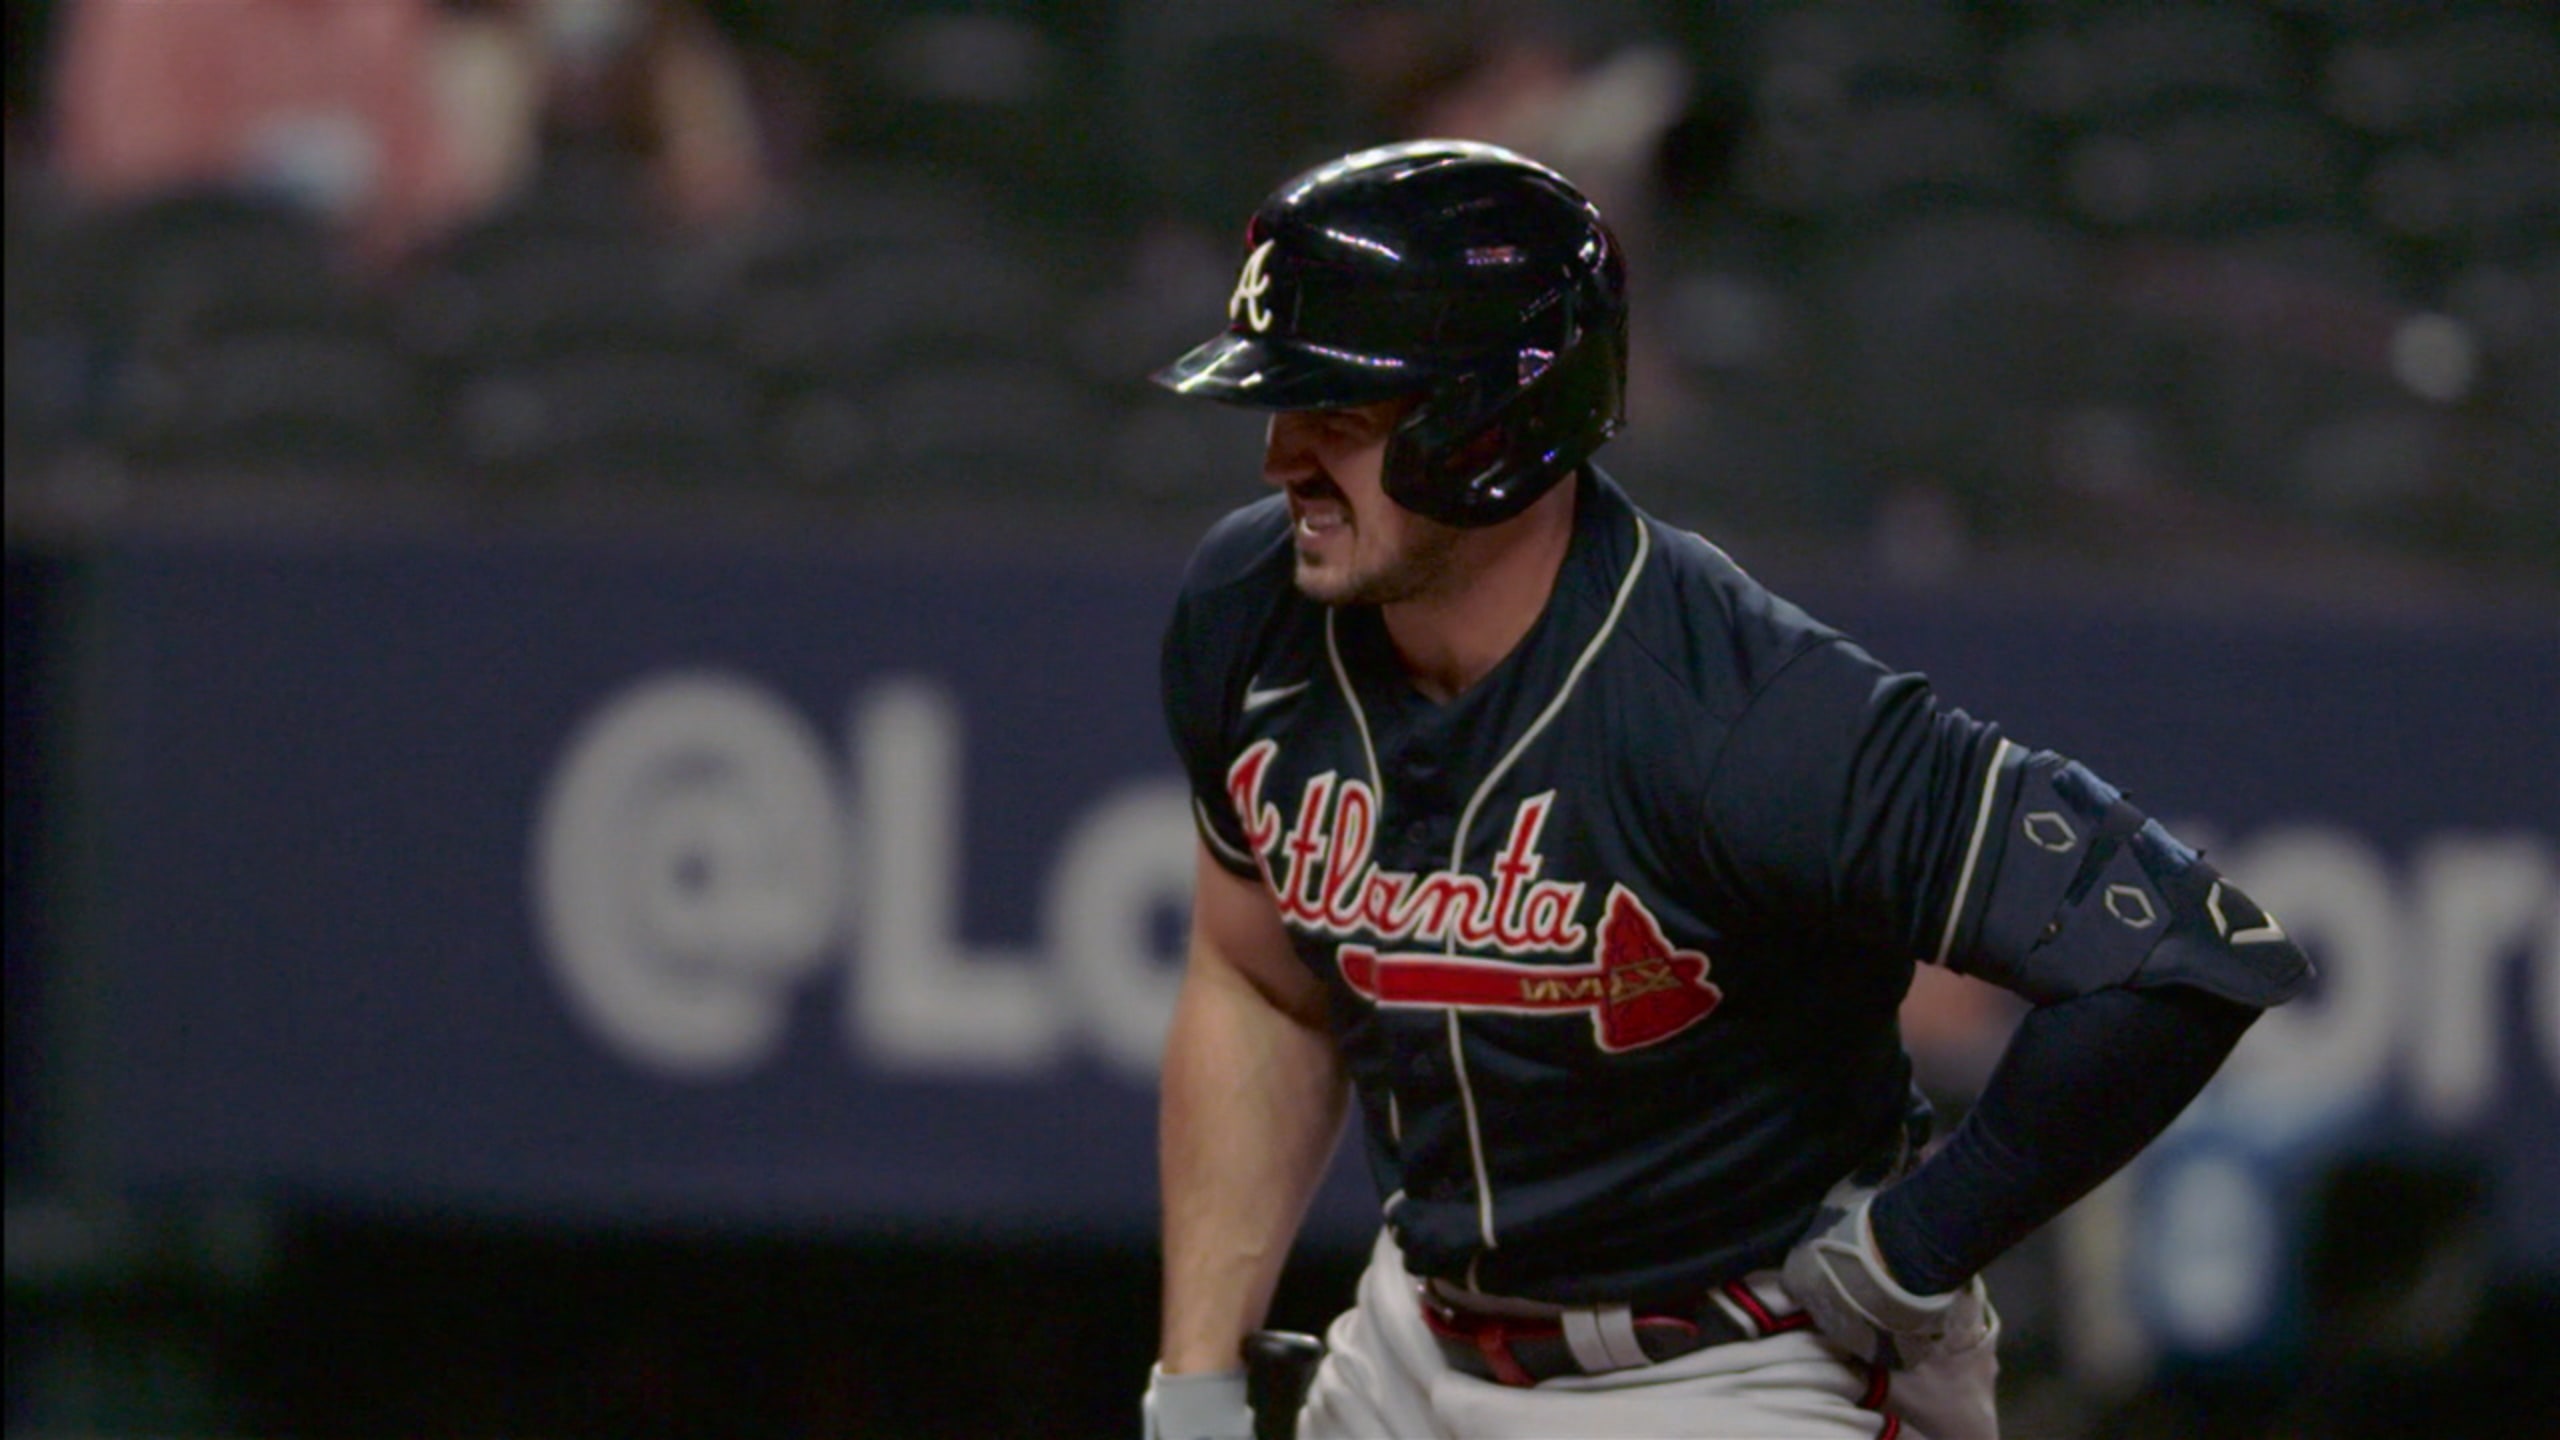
[1158,836,1349,1376]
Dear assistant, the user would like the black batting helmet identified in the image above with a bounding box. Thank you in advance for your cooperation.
[1151,140,1628,528]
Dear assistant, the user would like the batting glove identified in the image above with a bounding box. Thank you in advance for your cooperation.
[1781,1182,1990,1370]
[1143,1364,1252,1440]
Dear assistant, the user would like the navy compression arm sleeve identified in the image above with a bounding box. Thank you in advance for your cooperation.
[1867,983,2260,1295]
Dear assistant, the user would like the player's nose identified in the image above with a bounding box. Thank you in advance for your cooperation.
[1261,413,1321,489]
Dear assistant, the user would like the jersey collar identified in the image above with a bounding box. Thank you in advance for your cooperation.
[1329,464,1644,722]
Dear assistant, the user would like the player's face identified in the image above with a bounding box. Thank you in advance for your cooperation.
[1264,398,1463,606]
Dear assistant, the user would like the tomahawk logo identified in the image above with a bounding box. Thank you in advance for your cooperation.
[1229,239,1277,333]
[1338,886,1723,1053]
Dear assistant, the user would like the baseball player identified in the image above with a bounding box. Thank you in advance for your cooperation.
[1142,141,2311,1440]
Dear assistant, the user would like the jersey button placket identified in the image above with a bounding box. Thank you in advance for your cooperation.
[1387,1017,1447,1203]
[1384,736,1449,860]
[1391,1020,1440,1092]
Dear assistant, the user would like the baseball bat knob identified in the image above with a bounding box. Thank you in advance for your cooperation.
[1242,1329,1326,1440]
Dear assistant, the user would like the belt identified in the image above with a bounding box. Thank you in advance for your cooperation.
[1420,1272,1811,1387]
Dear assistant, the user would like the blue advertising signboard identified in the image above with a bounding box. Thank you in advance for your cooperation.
[71,533,2560,1309]
[85,535,1213,1236]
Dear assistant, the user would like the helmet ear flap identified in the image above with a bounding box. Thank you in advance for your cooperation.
[1384,315,1627,527]
[1383,418,1509,524]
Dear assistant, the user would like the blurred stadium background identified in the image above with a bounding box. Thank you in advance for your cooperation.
[3,0,2553,1436]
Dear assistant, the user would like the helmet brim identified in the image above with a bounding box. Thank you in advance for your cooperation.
[1149,331,1429,411]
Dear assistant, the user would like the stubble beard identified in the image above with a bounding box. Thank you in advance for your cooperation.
[1293,520,1464,608]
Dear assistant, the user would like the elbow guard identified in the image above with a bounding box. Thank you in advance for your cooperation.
[1941,748,2313,1009]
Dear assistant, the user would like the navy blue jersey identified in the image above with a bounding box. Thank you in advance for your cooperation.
[1161,471,2010,1307]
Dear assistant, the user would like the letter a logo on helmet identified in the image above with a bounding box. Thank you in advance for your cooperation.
[1229,239,1277,333]
[1151,139,1628,528]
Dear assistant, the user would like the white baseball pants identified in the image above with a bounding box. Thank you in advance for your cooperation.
[1298,1230,2000,1440]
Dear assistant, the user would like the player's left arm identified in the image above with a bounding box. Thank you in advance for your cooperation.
[1857,732,2310,1302]
[1715,639,2313,1358]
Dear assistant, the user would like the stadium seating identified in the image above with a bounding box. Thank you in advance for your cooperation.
[2,0,2548,575]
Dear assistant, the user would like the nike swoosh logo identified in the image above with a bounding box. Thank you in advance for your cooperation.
[1242,678,1311,712]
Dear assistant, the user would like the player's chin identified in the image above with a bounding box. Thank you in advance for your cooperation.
[1291,558,1353,606]
[1291,551,1371,607]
